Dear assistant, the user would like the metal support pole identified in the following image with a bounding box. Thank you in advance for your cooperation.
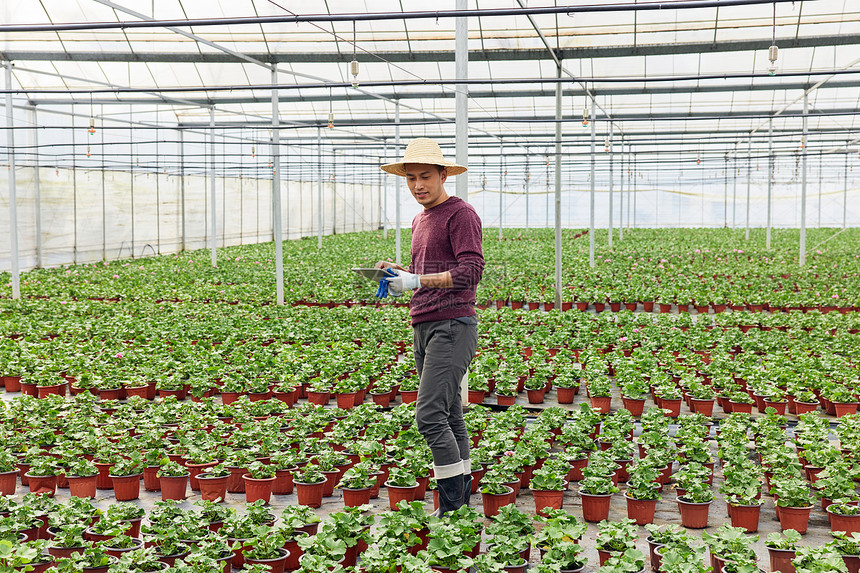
[101,114,105,261]
[619,136,624,241]
[525,157,529,232]
[732,149,737,229]
[632,149,637,229]
[724,154,728,227]
[317,127,323,248]
[395,102,402,264]
[746,137,751,239]
[553,64,563,309]
[382,140,388,238]
[589,101,596,268]
[272,66,284,305]
[844,150,849,229]
[799,93,808,266]
[129,108,134,259]
[5,63,19,298]
[209,106,217,266]
[32,107,42,267]
[498,139,503,240]
[766,120,773,249]
[180,130,186,251]
[608,123,614,249]
[455,0,468,201]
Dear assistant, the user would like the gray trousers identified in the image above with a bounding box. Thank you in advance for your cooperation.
[413,318,478,479]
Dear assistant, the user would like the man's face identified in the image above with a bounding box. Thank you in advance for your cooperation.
[404,163,448,209]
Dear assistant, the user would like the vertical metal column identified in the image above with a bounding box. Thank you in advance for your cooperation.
[72,114,77,263]
[746,137,751,240]
[5,63,19,298]
[130,107,135,259]
[608,123,614,248]
[732,149,737,229]
[32,107,42,267]
[553,64,563,308]
[619,136,624,241]
[525,157,529,232]
[799,93,808,266]
[766,120,773,249]
[156,128,161,254]
[272,66,284,305]
[498,139,503,240]
[395,102,402,264]
[589,102,596,268]
[101,113,105,260]
[180,130,186,251]
[724,153,728,227]
[209,106,217,266]
[382,141,388,238]
[632,148,637,229]
[455,0,468,200]
[844,150,849,229]
[317,127,323,248]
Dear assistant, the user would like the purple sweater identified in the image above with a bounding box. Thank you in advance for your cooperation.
[409,196,484,325]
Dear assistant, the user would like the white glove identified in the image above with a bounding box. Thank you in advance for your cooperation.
[386,269,421,295]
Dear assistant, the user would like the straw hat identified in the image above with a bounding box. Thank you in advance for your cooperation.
[381,138,467,177]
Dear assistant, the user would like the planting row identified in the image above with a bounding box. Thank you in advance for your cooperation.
[4,228,860,307]
[1,388,859,571]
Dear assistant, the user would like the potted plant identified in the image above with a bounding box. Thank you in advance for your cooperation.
[156,460,189,502]
[25,456,58,497]
[108,455,144,501]
[702,524,759,573]
[294,466,326,508]
[243,462,277,505]
[772,477,815,534]
[338,462,376,508]
[766,530,802,573]
[385,467,419,510]
[529,459,568,517]
[792,546,849,573]
[624,463,661,525]
[829,531,860,573]
[196,463,230,503]
[676,481,714,529]
[595,519,639,566]
[242,525,289,572]
[578,474,619,523]
[827,502,860,535]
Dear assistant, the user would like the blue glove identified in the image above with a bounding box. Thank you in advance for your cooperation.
[376,268,401,298]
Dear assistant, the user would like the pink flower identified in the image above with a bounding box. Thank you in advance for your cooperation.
[503,450,514,457]
[113,275,119,278]
[115,352,124,358]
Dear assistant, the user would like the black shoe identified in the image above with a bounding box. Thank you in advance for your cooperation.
[436,475,465,516]
[462,473,472,507]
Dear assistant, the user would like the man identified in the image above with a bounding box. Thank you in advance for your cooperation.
[375,137,484,515]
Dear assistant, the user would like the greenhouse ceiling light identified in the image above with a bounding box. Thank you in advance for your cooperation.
[767,2,779,76]
[350,22,360,88]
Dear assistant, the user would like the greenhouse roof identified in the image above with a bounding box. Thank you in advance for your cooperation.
[1,0,859,163]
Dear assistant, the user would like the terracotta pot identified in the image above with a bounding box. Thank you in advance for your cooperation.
[25,473,57,497]
[143,466,161,492]
[481,486,515,517]
[124,385,150,400]
[0,470,18,495]
[589,395,611,414]
[109,473,142,501]
[728,400,753,414]
[197,473,228,502]
[768,547,797,573]
[556,386,578,404]
[625,494,658,525]
[728,502,761,533]
[273,468,296,495]
[36,383,65,398]
[65,474,97,499]
[827,507,860,534]
[159,474,189,501]
[386,482,418,510]
[647,538,664,572]
[834,402,860,418]
[283,535,306,570]
[295,479,326,508]
[186,461,218,491]
[677,497,711,529]
[307,390,330,405]
[221,391,241,405]
[93,462,115,490]
[371,392,392,407]
[335,391,358,409]
[566,458,587,482]
[244,474,276,505]
[621,396,646,416]
[794,401,819,415]
[226,466,247,493]
[777,505,812,535]
[533,488,565,517]
[48,544,87,559]
[400,390,418,404]
[690,398,715,416]
[226,537,252,570]
[467,389,486,404]
[496,393,517,406]
[580,491,612,523]
[843,555,860,573]
[245,548,289,573]
[342,486,373,508]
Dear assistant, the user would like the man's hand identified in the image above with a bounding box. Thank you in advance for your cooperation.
[385,269,421,295]
[374,260,406,271]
